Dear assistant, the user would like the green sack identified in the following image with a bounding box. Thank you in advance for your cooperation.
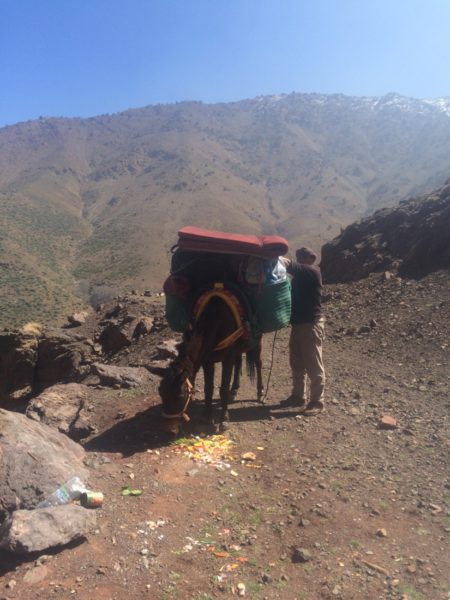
[165,294,190,332]
[252,279,291,333]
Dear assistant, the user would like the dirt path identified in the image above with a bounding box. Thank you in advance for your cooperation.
[1,272,449,600]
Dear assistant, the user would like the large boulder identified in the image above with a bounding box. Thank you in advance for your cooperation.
[34,329,93,392]
[26,383,95,440]
[0,327,95,403]
[98,322,132,353]
[0,505,96,554]
[321,182,450,283]
[97,304,155,353]
[0,409,89,522]
[0,330,39,399]
[91,363,147,388]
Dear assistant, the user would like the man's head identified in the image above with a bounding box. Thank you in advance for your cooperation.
[295,247,317,265]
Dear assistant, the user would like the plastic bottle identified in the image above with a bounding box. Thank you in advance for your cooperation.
[36,476,86,508]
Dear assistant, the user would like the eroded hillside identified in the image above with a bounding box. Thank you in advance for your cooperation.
[1,92,450,327]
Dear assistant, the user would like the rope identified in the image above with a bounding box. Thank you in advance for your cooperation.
[261,329,279,403]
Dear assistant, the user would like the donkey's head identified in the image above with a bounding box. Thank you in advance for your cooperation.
[150,362,195,436]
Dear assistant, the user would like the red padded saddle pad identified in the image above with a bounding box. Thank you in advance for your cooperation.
[177,226,288,258]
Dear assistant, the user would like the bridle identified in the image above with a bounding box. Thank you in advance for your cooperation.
[160,376,194,422]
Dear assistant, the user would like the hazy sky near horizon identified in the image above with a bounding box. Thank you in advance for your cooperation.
[1,0,449,127]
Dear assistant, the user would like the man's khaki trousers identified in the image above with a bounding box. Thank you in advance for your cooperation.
[289,320,325,404]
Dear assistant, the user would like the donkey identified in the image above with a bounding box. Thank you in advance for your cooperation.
[153,294,263,435]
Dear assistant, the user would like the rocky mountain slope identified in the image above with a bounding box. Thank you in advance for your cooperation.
[1,92,450,327]
[321,180,450,283]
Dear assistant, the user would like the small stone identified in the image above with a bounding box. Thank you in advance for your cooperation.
[376,528,388,537]
[402,428,415,436]
[379,415,397,430]
[186,469,199,477]
[299,518,310,527]
[23,566,49,585]
[237,582,246,596]
[292,547,312,563]
[429,503,442,515]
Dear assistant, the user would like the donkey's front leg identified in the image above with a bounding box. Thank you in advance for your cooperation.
[219,358,234,430]
[202,362,214,425]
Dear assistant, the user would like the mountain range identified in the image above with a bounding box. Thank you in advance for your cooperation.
[1,91,450,327]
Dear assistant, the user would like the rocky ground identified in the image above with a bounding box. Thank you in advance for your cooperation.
[0,270,449,600]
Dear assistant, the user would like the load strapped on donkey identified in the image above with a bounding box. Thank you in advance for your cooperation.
[156,226,291,434]
[164,225,291,335]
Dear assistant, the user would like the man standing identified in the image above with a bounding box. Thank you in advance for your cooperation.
[281,247,325,415]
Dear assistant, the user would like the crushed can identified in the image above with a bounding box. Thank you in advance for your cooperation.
[80,491,104,508]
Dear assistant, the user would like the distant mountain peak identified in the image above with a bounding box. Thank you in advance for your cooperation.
[423,97,450,116]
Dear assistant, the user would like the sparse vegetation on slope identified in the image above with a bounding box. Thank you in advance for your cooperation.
[1,92,450,326]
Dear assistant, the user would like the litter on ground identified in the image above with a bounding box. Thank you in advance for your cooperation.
[172,435,234,469]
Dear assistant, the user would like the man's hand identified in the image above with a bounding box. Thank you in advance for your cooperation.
[280,256,292,268]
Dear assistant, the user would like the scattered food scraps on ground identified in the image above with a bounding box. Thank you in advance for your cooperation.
[121,486,143,496]
[146,519,166,530]
[172,435,264,476]
[172,435,234,468]
[240,451,257,461]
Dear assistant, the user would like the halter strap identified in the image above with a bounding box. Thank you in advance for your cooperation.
[161,377,194,421]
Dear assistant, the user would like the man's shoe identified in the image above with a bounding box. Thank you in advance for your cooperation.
[303,401,325,416]
[279,395,307,408]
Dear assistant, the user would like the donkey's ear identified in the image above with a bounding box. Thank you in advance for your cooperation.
[146,364,169,378]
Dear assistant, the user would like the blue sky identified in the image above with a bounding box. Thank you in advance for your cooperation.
[1,0,449,127]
